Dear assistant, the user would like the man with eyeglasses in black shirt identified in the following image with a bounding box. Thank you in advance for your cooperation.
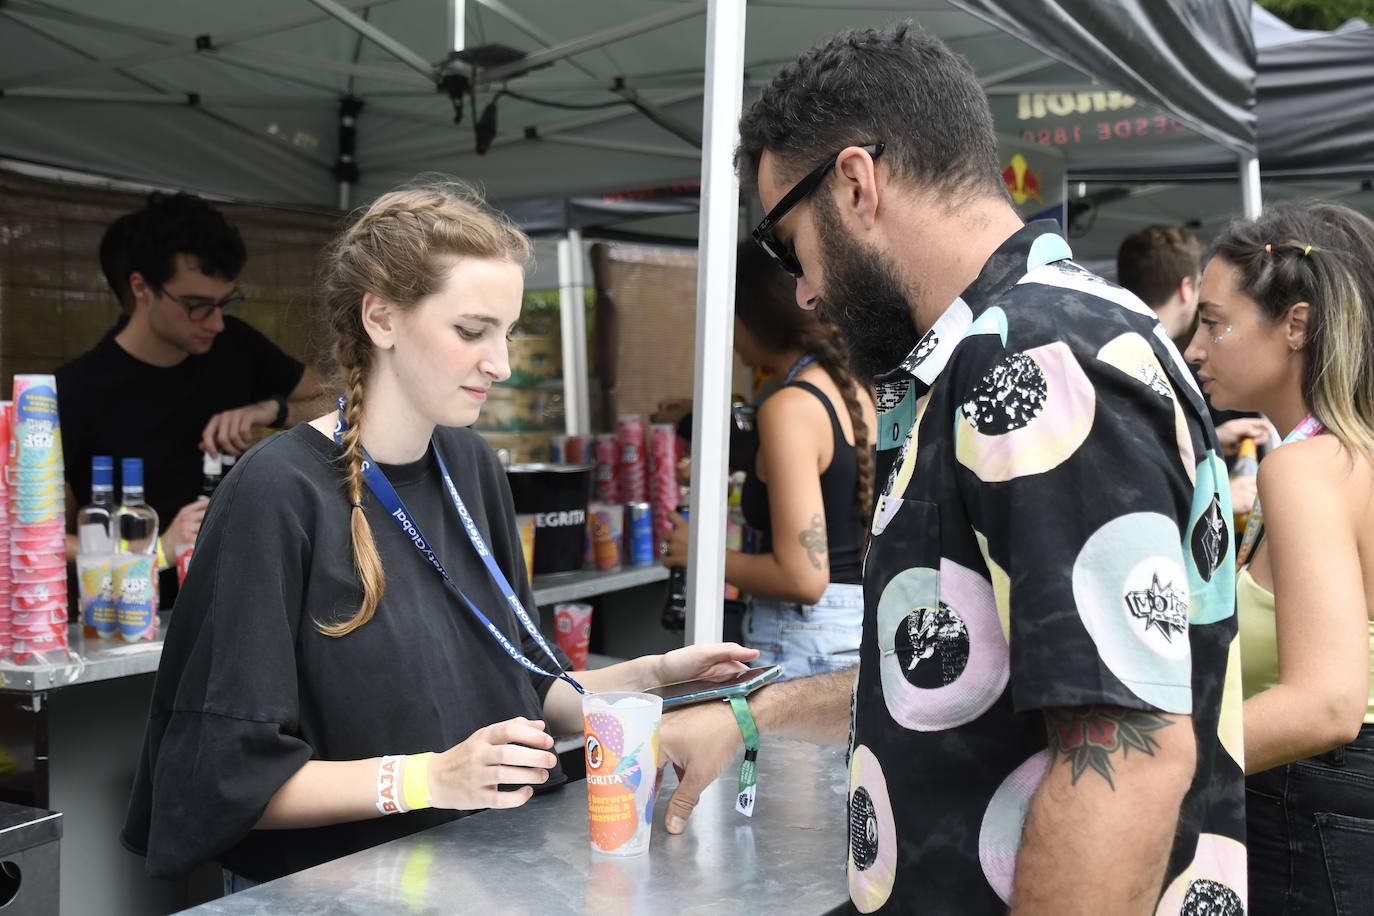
[56,192,325,602]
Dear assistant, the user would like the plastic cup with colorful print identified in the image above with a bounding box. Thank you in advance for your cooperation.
[582,691,662,856]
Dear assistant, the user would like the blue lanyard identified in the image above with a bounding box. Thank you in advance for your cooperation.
[782,353,816,386]
[333,398,584,694]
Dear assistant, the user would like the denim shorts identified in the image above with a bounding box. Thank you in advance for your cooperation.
[743,582,863,679]
[1246,723,1374,916]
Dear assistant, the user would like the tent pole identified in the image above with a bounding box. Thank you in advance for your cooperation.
[336,96,361,212]
[1240,152,1262,219]
[557,229,591,436]
[685,0,745,647]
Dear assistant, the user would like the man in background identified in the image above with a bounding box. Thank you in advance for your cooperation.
[58,192,325,599]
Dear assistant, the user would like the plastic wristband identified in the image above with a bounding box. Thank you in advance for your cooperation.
[376,755,407,815]
[728,695,760,817]
[155,537,170,572]
[402,752,434,811]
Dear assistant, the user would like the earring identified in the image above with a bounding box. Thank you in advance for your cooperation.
[1289,343,1299,352]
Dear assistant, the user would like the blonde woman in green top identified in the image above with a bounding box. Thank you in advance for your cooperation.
[1185,200,1374,916]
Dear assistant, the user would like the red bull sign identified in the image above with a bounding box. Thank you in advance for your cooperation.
[1002,154,1044,206]
[996,135,1065,226]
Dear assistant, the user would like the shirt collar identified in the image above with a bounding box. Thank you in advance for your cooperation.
[874,220,1073,389]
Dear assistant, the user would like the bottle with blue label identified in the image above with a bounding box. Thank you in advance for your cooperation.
[77,456,118,639]
[114,458,160,641]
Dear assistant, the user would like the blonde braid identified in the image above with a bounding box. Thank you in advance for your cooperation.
[316,362,387,637]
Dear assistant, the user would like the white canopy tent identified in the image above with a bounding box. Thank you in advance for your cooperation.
[0,0,1259,643]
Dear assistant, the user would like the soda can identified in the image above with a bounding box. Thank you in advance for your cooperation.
[587,503,623,571]
[549,434,568,463]
[564,435,589,465]
[625,502,654,565]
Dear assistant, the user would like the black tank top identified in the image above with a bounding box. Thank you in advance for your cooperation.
[740,380,865,585]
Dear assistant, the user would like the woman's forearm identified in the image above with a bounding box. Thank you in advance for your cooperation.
[1243,686,1364,774]
[257,758,389,829]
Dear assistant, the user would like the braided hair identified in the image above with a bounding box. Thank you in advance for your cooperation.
[317,180,529,637]
[734,241,874,532]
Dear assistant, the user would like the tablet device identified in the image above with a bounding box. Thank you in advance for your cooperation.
[644,664,783,709]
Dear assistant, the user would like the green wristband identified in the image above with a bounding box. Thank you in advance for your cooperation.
[729,695,759,817]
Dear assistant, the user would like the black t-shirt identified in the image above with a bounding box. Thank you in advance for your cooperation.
[55,315,304,527]
[740,380,865,585]
[121,424,568,881]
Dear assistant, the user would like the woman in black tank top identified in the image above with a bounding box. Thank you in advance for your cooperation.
[661,242,876,677]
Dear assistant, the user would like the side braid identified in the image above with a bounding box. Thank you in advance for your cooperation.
[806,331,874,536]
[316,361,387,637]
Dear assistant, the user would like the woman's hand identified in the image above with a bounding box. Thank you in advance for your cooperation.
[428,717,558,811]
[651,642,759,688]
[658,510,690,567]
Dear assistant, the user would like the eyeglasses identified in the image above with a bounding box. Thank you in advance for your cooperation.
[752,142,884,278]
[157,286,245,322]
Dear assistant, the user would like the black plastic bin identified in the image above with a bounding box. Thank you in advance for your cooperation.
[0,802,61,915]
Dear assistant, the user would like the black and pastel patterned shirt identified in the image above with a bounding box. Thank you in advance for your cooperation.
[846,222,1247,914]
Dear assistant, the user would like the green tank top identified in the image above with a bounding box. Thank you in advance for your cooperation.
[1237,566,1374,724]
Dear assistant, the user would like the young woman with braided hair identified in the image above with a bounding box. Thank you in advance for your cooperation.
[661,240,875,677]
[124,181,755,891]
[1185,201,1374,915]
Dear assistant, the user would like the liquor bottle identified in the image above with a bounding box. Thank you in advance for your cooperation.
[660,504,690,631]
[1231,437,1259,534]
[76,455,116,554]
[117,458,160,554]
[76,456,117,639]
[114,458,161,642]
[175,453,222,582]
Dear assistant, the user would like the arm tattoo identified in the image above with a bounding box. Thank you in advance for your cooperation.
[798,513,828,571]
[1043,705,1173,789]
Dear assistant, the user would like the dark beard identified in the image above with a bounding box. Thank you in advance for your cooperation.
[812,194,919,384]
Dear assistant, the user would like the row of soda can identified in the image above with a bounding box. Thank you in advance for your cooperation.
[584,500,656,571]
[550,414,684,548]
[1,375,72,666]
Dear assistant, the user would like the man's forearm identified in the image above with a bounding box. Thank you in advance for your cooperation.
[752,666,856,745]
[1010,708,1195,915]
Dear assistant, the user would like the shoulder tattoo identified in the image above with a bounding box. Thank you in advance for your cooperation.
[1044,705,1173,789]
[798,513,828,571]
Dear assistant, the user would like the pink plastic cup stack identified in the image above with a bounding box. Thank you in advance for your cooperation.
[647,423,680,540]
[7,375,69,666]
[616,414,648,504]
[593,433,619,504]
[0,400,13,659]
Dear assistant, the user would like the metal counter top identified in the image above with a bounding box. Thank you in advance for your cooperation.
[184,738,851,915]
[0,565,664,695]
[0,623,168,693]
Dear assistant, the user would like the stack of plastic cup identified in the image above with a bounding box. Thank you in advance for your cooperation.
[8,376,69,666]
[593,434,619,504]
[616,414,647,504]
[647,423,680,541]
[0,401,13,659]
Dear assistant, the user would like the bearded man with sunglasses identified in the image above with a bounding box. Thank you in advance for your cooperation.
[659,24,1246,916]
[56,192,324,601]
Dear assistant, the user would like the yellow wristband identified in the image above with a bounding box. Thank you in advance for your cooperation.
[155,538,169,571]
[403,752,434,811]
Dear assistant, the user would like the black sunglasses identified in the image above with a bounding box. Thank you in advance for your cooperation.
[157,286,245,322]
[751,142,884,278]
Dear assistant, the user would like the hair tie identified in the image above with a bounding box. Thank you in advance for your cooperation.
[1264,243,1272,254]
[350,501,364,509]
[1302,244,1312,256]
